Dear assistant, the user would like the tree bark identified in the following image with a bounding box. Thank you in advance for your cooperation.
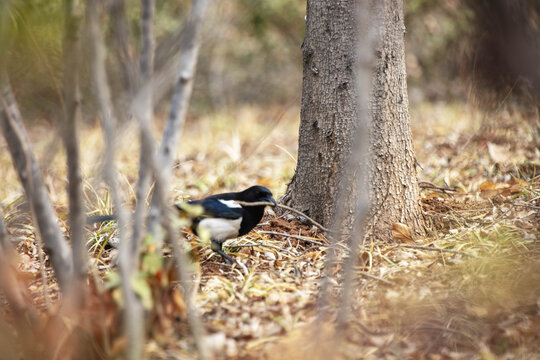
[282,0,359,229]
[283,0,424,241]
[369,0,424,240]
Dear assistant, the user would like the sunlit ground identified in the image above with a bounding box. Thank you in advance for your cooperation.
[1,101,539,358]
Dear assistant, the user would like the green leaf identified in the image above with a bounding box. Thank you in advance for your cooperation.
[142,251,163,275]
[143,232,156,247]
[196,225,211,245]
[104,271,121,290]
[132,275,153,310]
[173,216,192,228]
[176,203,204,217]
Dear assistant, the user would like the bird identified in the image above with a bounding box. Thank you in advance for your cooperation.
[176,185,277,264]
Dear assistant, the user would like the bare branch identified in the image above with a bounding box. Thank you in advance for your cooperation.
[0,74,74,292]
[130,0,156,266]
[334,0,377,330]
[132,7,208,356]
[237,201,334,234]
[85,2,144,359]
[140,1,211,356]
[136,118,209,358]
[62,0,87,304]
[153,181,209,360]
[277,203,332,233]
[147,0,211,233]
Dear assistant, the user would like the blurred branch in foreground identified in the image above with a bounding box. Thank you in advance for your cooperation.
[143,1,212,358]
[147,0,211,234]
[335,0,376,332]
[61,0,87,308]
[0,73,74,293]
[85,0,144,359]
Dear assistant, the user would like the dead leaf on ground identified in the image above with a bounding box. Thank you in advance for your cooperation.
[479,179,528,199]
[391,223,414,243]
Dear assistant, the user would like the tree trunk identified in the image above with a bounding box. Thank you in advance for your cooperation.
[282,0,359,229]
[283,0,424,241]
[369,0,424,240]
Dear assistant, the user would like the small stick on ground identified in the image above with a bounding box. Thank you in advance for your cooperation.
[236,201,335,234]
[419,182,457,193]
[257,230,326,246]
[393,244,479,258]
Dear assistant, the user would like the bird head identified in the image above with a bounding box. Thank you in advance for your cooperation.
[240,185,277,206]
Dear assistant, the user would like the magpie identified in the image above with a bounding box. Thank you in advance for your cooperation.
[176,185,277,264]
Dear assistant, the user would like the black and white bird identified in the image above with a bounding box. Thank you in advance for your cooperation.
[176,185,277,264]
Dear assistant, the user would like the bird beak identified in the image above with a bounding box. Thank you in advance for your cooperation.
[266,196,277,206]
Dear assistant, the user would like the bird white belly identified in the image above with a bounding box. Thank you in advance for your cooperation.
[198,217,242,242]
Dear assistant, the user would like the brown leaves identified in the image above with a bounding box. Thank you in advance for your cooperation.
[479,178,528,199]
[391,222,414,243]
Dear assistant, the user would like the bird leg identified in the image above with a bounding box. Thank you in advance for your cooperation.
[211,241,235,264]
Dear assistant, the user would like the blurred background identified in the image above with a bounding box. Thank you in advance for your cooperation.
[4,0,305,119]
[9,0,537,115]
[2,0,539,201]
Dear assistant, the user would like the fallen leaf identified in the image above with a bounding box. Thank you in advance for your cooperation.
[425,192,444,199]
[480,178,527,198]
[503,178,528,195]
[391,222,414,243]
[479,181,499,191]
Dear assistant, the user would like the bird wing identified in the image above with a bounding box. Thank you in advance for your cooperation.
[187,198,243,220]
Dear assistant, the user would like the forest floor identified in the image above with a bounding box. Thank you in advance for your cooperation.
[1,102,539,359]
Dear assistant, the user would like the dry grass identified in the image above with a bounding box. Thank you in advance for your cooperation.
[1,102,539,359]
